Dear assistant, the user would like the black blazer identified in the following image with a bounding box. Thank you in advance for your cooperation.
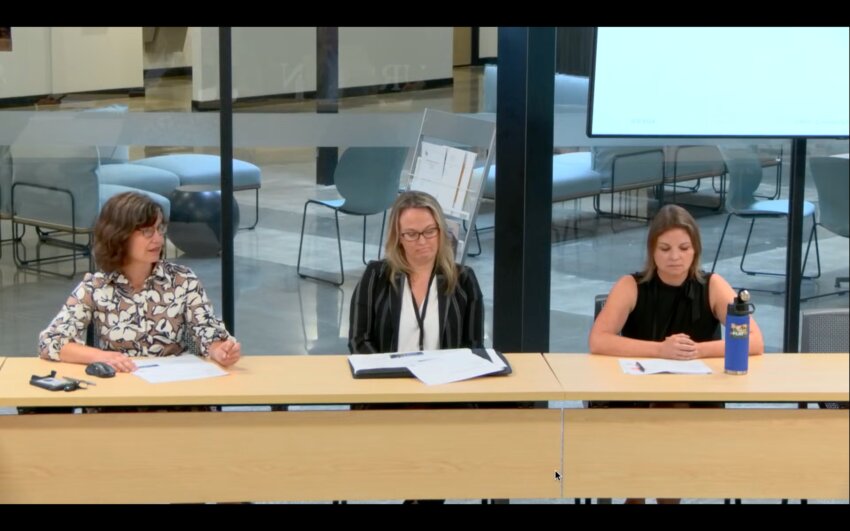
[348,260,484,354]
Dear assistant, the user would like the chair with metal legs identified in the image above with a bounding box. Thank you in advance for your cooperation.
[297,147,409,286]
[0,145,11,260]
[753,145,784,200]
[800,156,849,301]
[10,143,171,278]
[665,145,727,211]
[710,148,820,287]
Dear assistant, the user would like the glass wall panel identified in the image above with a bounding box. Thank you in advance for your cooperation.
[230,27,493,355]
[546,27,848,355]
[0,26,222,357]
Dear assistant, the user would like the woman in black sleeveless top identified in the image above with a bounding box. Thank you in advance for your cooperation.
[590,204,764,360]
[589,205,764,504]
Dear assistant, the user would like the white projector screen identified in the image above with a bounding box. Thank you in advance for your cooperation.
[588,27,850,138]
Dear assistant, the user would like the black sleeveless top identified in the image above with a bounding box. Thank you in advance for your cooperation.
[621,272,720,342]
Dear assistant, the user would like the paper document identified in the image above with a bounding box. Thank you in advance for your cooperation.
[411,142,480,216]
[132,355,229,383]
[453,151,477,211]
[619,359,712,375]
[413,156,445,182]
[420,141,447,168]
[349,351,434,371]
[348,348,508,384]
[407,349,504,385]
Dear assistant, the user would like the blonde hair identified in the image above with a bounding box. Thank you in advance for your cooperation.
[639,204,704,284]
[384,191,457,294]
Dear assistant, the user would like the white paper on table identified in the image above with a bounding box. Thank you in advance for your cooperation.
[407,350,503,385]
[348,351,444,372]
[437,348,506,370]
[619,358,712,375]
[481,348,507,369]
[132,355,229,383]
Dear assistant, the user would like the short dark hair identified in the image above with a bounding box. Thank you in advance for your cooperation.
[93,192,163,273]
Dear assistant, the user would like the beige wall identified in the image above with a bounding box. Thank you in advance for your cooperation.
[50,27,143,94]
[0,27,142,99]
[453,27,472,66]
[339,27,452,89]
[192,27,317,103]
[143,27,192,71]
[0,27,53,98]
[479,27,498,59]
[192,27,453,103]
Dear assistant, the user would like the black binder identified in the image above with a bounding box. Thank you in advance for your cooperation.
[348,348,512,379]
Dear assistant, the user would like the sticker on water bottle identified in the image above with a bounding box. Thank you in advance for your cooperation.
[729,322,749,338]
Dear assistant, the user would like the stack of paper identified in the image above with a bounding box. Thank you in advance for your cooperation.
[348,348,510,385]
[619,359,712,375]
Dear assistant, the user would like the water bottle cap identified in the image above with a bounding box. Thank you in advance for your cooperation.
[729,289,755,315]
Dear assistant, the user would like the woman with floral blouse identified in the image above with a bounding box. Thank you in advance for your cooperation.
[38,191,240,372]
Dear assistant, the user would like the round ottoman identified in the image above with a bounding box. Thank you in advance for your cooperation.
[168,185,240,256]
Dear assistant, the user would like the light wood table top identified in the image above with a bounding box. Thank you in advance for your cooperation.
[0,353,564,407]
[545,353,849,402]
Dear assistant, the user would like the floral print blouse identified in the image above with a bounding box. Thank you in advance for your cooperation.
[38,261,232,361]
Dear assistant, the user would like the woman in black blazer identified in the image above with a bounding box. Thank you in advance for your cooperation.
[349,190,483,354]
[347,191,486,504]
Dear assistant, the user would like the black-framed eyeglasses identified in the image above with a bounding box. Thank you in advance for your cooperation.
[138,224,168,238]
[400,226,439,242]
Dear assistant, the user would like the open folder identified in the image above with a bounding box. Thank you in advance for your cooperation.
[348,348,512,380]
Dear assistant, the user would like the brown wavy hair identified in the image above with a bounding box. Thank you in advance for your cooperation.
[384,191,457,294]
[94,192,163,273]
[639,204,704,284]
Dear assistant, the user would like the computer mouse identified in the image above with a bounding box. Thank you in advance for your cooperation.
[85,362,116,378]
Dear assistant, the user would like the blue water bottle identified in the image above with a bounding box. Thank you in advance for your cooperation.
[725,289,755,375]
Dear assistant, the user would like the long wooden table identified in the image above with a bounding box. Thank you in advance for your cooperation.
[0,354,564,503]
[545,353,849,500]
[1,353,847,503]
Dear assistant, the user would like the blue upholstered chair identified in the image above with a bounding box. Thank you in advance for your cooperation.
[482,64,589,113]
[297,147,409,286]
[10,143,170,277]
[131,154,262,230]
[801,156,850,300]
[482,152,603,205]
[79,105,261,229]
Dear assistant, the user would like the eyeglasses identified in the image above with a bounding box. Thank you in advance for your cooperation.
[138,224,168,238]
[400,226,439,242]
